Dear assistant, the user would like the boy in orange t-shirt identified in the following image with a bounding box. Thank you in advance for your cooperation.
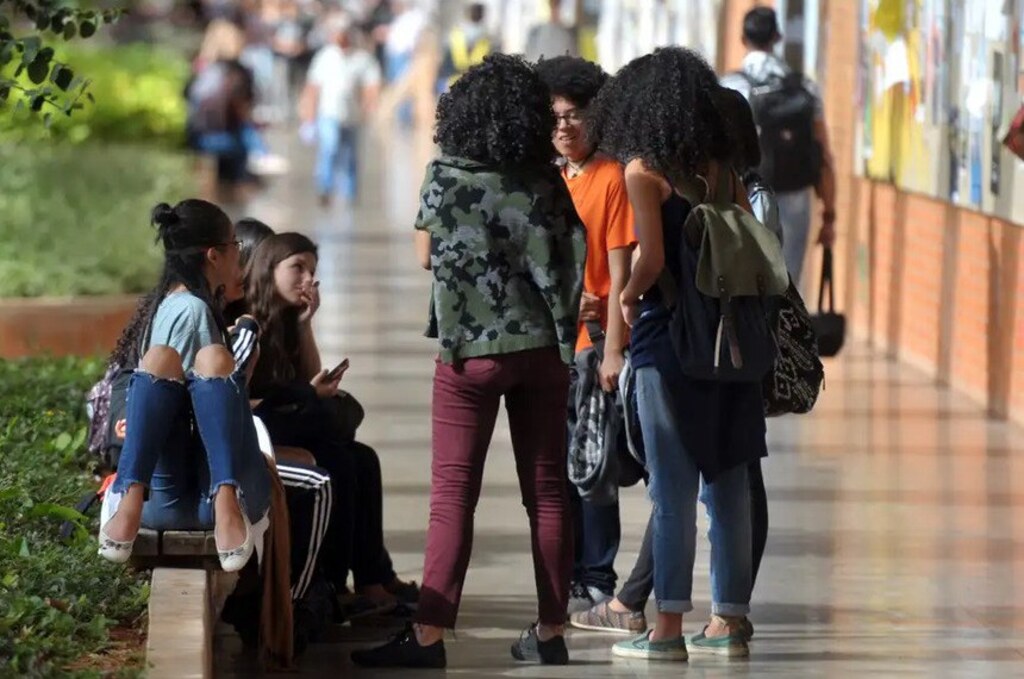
[536,55,638,624]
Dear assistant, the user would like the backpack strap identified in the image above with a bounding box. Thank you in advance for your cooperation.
[585,320,606,361]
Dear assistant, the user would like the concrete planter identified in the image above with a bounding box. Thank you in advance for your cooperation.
[0,295,138,359]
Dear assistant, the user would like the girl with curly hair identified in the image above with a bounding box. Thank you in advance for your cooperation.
[535,54,640,620]
[351,53,586,669]
[590,48,765,660]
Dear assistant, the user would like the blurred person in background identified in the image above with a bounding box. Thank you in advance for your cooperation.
[363,0,395,71]
[436,2,492,93]
[381,0,427,127]
[300,12,382,208]
[525,0,577,62]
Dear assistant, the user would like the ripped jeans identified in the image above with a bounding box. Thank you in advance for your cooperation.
[111,368,272,530]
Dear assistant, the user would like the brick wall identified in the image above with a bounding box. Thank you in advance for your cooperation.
[721,0,1024,424]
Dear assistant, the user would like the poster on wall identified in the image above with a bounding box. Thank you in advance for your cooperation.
[856,0,1023,222]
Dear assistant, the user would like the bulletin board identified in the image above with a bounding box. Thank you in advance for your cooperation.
[857,0,1024,222]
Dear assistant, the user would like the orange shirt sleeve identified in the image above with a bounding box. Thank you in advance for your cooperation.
[604,166,637,251]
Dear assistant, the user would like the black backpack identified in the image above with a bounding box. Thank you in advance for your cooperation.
[86,365,134,471]
[743,72,822,192]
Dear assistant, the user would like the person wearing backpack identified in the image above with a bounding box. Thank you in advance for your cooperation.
[590,47,771,661]
[720,6,837,285]
[534,54,638,623]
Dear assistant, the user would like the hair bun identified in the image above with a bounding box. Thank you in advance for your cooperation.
[151,202,179,230]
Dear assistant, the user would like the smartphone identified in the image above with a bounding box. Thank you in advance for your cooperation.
[326,358,350,381]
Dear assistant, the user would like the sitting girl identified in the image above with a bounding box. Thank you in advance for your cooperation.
[98,199,271,573]
[245,230,417,613]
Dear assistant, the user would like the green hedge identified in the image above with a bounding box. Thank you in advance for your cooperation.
[0,143,195,297]
[0,357,148,677]
[0,42,190,147]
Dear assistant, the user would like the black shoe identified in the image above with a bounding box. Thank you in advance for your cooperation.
[510,624,569,665]
[387,580,421,608]
[350,623,447,669]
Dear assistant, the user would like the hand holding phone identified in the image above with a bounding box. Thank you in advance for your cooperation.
[326,358,350,381]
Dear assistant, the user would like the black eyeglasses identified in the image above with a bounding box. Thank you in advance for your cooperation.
[217,239,243,249]
[554,110,585,125]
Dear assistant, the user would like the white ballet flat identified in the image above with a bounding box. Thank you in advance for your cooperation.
[216,510,254,573]
[97,486,134,564]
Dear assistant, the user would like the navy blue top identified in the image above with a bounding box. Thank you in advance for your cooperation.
[628,192,767,481]
[630,192,689,369]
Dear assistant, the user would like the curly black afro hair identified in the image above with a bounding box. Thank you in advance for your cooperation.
[714,86,761,172]
[588,47,734,178]
[534,55,608,109]
[434,53,555,169]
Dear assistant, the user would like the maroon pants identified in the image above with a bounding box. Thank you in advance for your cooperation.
[415,348,572,628]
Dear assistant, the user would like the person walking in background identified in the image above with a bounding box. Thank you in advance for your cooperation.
[720,6,836,284]
[300,13,382,208]
[381,0,428,127]
[525,0,578,62]
[534,55,636,619]
[350,54,586,670]
[437,2,492,92]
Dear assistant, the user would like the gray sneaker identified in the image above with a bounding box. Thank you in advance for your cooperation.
[567,584,611,615]
[570,600,647,635]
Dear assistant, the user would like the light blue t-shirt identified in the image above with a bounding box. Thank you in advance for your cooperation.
[145,292,222,372]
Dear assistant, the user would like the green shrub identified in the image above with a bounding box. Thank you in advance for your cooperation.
[0,143,195,297]
[0,357,148,677]
[0,42,190,147]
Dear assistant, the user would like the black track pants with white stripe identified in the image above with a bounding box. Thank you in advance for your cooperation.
[276,461,333,601]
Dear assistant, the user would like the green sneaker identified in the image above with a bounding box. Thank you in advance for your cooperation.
[687,626,749,657]
[612,630,688,661]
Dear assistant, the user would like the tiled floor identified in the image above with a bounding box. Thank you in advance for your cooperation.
[215,129,1024,677]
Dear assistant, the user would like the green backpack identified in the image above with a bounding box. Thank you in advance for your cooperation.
[660,166,789,381]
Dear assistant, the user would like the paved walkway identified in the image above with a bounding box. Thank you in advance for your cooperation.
[216,129,1024,677]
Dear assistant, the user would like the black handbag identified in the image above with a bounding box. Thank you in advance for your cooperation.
[763,278,824,417]
[810,247,846,357]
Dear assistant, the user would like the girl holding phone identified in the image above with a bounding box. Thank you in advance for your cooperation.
[245,231,417,614]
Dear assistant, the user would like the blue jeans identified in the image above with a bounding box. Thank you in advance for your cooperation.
[777,189,813,286]
[635,365,752,617]
[316,119,359,200]
[193,126,267,183]
[385,50,414,127]
[571,487,620,595]
[113,370,271,530]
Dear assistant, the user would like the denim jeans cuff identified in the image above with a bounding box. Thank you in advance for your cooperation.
[111,476,148,496]
[656,599,694,614]
[712,603,751,617]
[209,480,243,504]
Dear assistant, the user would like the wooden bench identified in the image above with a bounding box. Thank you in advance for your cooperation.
[132,529,225,679]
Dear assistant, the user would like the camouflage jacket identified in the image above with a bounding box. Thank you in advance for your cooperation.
[416,155,586,364]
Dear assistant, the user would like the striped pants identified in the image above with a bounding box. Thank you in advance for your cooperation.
[277,462,333,600]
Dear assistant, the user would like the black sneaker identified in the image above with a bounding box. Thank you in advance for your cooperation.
[387,580,421,608]
[351,623,446,669]
[510,624,569,665]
